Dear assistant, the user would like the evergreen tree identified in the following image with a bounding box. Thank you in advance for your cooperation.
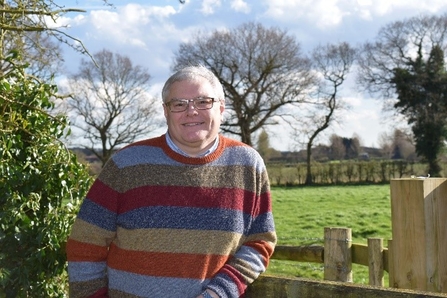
[392,45,447,176]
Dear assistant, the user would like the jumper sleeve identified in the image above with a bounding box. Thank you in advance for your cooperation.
[66,162,119,298]
[206,170,277,298]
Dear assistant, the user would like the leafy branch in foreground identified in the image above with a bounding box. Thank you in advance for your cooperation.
[0,51,92,297]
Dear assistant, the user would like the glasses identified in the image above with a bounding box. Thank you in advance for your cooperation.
[165,97,217,113]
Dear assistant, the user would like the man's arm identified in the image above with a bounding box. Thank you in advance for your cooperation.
[66,177,118,298]
[204,191,277,298]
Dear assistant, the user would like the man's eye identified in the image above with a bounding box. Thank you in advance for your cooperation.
[197,99,211,104]
[173,101,186,107]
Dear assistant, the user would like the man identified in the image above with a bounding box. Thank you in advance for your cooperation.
[66,65,277,298]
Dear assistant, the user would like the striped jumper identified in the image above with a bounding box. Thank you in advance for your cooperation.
[66,134,277,298]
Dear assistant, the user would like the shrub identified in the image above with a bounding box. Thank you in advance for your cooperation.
[0,53,92,297]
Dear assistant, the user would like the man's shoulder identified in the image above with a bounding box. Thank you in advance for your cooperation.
[121,135,166,151]
[220,135,250,149]
[220,135,263,160]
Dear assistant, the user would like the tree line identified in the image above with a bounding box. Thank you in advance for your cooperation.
[3,1,447,295]
[256,128,418,163]
[267,160,435,186]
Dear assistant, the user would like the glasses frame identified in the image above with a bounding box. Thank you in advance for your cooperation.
[165,97,217,113]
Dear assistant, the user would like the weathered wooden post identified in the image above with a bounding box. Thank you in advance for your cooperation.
[324,227,352,282]
[389,178,447,293]
[368,237,384,287]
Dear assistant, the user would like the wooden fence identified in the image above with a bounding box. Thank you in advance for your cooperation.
[270,228,388,286]
[245,178,447,297]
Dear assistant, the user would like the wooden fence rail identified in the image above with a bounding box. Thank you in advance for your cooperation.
[246,275,447,298]
[272,227,388,287]
[272,240,389,276]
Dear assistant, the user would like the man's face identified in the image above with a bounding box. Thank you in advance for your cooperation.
[163,77,225,156]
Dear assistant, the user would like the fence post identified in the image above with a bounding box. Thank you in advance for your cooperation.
[368,238,384,287]
[390,178,447,293]
[388,239,395,288]
[324,227,352,282]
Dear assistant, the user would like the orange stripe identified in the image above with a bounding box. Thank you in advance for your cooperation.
[107,243,228,279]
[66,238,109,262]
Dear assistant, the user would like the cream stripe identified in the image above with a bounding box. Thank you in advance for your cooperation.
[69,219,116,247]
[114,227,246,255]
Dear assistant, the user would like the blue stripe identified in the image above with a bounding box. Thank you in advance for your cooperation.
[68,261,107,282]
[112,146,182,168]
[77,199,117,231]
[251,212,276,234]
[108,267,207,297]
[235,245,266,274]
[213,146,266,171]
[117,206,250,234]
[111,144,266,173]
[208,273,240,297]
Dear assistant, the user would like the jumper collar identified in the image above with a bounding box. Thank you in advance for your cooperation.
[165,132,219,157]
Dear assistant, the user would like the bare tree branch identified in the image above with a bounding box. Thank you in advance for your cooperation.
[173,22,316,146]
[64,49,161,166]
[290,42,356,184]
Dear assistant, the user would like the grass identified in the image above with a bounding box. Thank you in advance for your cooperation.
[264,184,392,285]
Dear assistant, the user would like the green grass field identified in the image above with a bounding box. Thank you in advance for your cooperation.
[265,184,392,285]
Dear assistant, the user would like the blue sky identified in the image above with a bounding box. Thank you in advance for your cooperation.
[55,0,447,150]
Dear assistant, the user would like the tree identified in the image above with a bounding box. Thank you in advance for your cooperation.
[0,0,92,78]
[393,45,447,173]
[378,131,393,158]
[64,49,160,166]
[356,14,447,176]
[388,129,416,160]
[256,129,280,162]
[172,22,315,146]
[342,136,361,159]
[292,42,356,185]
[329,134,345,160]
[0,53,92,297]
[1,30,64,80]
[256,130,271,160]
[0,0,113,295]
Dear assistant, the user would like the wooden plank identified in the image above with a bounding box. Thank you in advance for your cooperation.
[272,245,324,263]
[390,178,427,291]
[368,238,384,287]
[246,275,447,298]
[351,243,368,266]
[388,239,395,287]
[424,179,447,293]
[383,241,389,273]
[390,178,447,293]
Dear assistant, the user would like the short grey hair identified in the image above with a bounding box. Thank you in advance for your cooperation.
[161,65,225,103]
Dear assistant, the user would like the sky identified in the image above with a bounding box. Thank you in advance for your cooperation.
[54,0,447,151]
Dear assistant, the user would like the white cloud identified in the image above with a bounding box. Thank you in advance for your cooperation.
[231,0,250,14]
[77,4,179,48]
[200,0,221,15]
[357,0,447,16]
[261,0,346,28]
[261,0,447,29]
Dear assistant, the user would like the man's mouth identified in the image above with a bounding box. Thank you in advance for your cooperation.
[183,122,203,127]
